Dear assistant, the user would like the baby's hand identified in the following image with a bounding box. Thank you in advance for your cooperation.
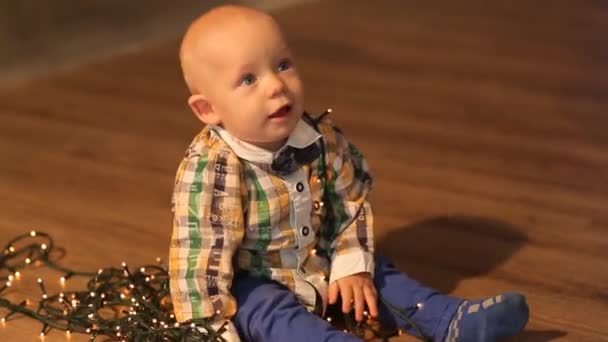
[328,272,378,322]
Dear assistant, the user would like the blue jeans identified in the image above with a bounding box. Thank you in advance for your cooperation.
[231,256,462,342]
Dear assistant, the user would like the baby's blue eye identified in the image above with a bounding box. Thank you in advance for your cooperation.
[241,74,256,86]
[277,59,291,72]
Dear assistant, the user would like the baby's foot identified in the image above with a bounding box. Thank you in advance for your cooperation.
[444,293,529,342]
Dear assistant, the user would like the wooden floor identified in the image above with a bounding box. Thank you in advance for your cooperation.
[1,0,607,341]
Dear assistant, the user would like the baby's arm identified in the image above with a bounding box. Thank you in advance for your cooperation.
[169,148,245,338]
[318,119,376,319]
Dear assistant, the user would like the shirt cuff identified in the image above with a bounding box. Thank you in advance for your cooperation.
[329,250,375,284]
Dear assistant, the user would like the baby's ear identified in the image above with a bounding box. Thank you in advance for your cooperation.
[188,94,221,125]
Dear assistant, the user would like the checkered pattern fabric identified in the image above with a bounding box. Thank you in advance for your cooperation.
[169,113,374,322]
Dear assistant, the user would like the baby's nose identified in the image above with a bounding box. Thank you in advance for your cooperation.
[267,75,286,97]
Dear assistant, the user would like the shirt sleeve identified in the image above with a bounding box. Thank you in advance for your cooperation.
[169,147,245,323]
[319,121,375,284]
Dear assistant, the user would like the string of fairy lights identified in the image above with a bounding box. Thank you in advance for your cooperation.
[0,231,431,341]
[0,231,228,341]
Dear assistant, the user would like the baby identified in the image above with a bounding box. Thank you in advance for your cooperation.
[169,5,529,342]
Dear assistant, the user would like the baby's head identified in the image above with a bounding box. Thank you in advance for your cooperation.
[180,5,304,151]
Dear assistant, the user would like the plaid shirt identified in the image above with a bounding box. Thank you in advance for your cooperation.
[169,112,374,323]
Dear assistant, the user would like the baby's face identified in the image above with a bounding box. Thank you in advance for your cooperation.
[200,17,304,151]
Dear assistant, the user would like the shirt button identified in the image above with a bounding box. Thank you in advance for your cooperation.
[301,226,310,236]
[296,182,304,192]
[313,201,320,210]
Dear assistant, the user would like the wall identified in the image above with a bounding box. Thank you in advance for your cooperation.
[0,0,313,86]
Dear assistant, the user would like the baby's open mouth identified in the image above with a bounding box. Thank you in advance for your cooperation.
[269,104,292,118]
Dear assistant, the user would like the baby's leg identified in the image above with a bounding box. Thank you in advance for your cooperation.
[231,274,361,342]
[374,256,461,341]
[374,256,528,342]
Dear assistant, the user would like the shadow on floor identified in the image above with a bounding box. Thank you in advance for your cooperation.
[377,216,569,340]
[376,215,528,294]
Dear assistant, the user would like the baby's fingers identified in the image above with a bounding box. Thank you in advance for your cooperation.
[340,285,353,314]
[363,285,378,318]
[353,286,365,321]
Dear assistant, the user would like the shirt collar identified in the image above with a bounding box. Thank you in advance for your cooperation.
[211,119,322,164]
